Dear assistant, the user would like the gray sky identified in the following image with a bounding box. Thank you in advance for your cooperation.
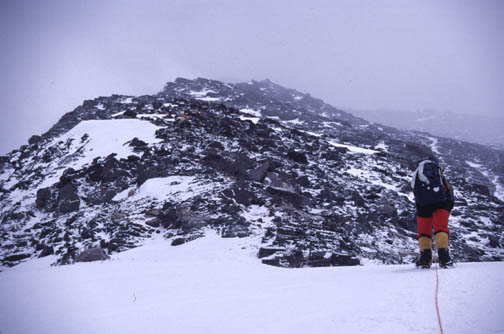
[1,0,503,154]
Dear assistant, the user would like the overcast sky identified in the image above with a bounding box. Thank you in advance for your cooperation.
[1,0,503,154]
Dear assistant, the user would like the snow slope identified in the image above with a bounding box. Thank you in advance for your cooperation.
[56,119,162,171]
[1,232,503,334]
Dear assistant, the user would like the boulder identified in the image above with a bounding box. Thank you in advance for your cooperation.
[145,208,161,216]
[3,253,31,262]
[145,218,160,228]
[229,154,254,177]
[248,161,270,182]
[266,187,313,209]
[28,135,42,145]
[331,253,360,266]
[76,247,110,263]
[232,187,256,206]
[38,246,54,258]
[287,150,308,164]
[471,184,491,196]
[258,247,285,258]
[123,109,137,118]
[36,187,52,209]
[171,238,186,246]
[222,224,249,238]
[59,198,80,213]
[295,175,311,188]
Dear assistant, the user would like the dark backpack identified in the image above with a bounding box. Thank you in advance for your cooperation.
[412,160,449,206]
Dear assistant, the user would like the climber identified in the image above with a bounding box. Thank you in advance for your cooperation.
[411,156,455,268]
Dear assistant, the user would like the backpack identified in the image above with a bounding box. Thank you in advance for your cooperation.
[411,159,450,206]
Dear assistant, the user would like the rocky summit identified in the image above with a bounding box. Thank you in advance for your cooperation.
[1,77,503,269]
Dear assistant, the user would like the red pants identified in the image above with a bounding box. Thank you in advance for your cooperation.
[417,209,450,239]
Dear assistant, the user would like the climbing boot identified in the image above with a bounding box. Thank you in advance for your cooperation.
[435,232,453,268]
[416,237,432,268]
[416,249,432,268]
[437,248,454,268]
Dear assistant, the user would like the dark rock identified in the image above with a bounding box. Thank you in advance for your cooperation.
[248,161,270,182]
[207,141,224,150]
[36,187,52,209]
[471,184,490,196]
[285,249,304,267]
[229,154,254,177]
[222,224,249,238]
[323,148,347,160]
[129,137,148,149]
[295,175,311,188]
[258,247,286,258]
[76,247,110,262]
[38,246,54,258]
[159,203,183,228]
[378,204,397,218]
[287,150,308,164]
[331,253,360,266]
[3,253,31,262]
[59,198,80,213]
[262,258,281,266]
[28,135,42,145]
[171,238,186,246]
[145,218,160,228]
[124,109,137,118]
[308,251,332,267]
[81,229,92,239]
[232,187,256,206]
[145,209,161,216]
[351,192,365,206]
[489,235,500,248]
[58,183,79,201]
[404,142,433,162]
[266,187,313,208]
[111,212,127,223]
[137,166,160,186]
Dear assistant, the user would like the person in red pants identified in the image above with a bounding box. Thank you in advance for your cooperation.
[411,157,455,268]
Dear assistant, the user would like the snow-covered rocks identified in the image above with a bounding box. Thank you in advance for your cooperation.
[0,77,503,270]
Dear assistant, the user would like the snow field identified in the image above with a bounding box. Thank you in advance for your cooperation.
[1,232,503,334]
[56,119,162,171]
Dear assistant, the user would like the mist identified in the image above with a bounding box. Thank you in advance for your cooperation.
[1,0,503,154]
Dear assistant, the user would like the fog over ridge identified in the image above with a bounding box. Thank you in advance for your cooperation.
[1,0,503,154]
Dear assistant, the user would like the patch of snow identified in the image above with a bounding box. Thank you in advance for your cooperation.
[323,121,343,128]
[375,141,388,151]
[282,118,303,125]
[241,205,274,226]
[188,89,220,102]
[122,97,134,104]
[196,96,221,102]
[0,233,503,334]
[300,130,323,138]
[465,161,482,169]
[239,108,262,118]
[116,176,220,202]
[96,103,105,110]
[429,137,441,155]
[56,119,162,171]
[346,167,398,192]
[112,111,126,117]
[466,161,504,201]
[239,116,260,124]
[136,114,168,120]
[329,141,378,155]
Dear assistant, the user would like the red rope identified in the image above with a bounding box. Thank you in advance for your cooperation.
[435,263,444,334]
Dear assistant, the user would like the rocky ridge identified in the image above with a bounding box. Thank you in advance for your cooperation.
[0,77,503,269]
